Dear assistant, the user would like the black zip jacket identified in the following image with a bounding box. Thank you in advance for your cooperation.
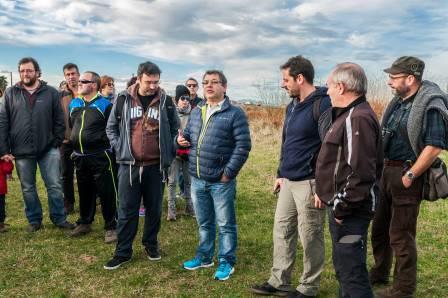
[0,81,65,159]
[69,93,112,154]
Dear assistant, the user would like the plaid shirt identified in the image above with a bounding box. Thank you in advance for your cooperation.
[385,96,447,161]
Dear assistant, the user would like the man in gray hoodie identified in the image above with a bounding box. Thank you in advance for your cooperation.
[372,56,448,298]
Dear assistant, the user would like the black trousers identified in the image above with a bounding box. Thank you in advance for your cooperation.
[73,151,117,230]
[60,142,75,206]
[0,194,5,223]
[329,210,373,298]
[115,164,163,258]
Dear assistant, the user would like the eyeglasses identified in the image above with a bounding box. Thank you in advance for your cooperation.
[187,84,197,88]
[388,74,409,80]
[179,95,190,101]
[202,80,222,86]
[106,82,115,87]
[79,80,95,84]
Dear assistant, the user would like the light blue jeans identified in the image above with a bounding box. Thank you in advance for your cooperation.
[191,176,237,265]
[15,148,66,225]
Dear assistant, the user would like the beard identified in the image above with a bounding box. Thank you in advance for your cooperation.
[392,85,410,98]
[22,76,37,87]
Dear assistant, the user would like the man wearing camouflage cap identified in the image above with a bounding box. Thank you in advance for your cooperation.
[371,56,448,297]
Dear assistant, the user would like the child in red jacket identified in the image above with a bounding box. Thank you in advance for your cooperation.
[0,159,14,232]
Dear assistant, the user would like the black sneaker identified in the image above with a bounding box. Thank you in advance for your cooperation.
[104,256,131,270]
[287,290,316,298]
[250,282,289,296]
[145,247,161,261]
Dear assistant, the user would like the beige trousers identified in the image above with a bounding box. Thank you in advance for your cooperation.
[268,179,326,296]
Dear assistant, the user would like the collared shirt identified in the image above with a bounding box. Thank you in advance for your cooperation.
[205,98,225,122]
[384,94,448,161]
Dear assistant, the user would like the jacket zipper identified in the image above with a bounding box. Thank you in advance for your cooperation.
[79,110,86,154]
[196,105,218,178]
[125,95,135,165]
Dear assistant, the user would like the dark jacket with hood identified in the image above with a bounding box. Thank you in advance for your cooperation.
[106,84,179,170]
[316,96,383,219]
[0,81,65,159]
[181,97,251,182]
[277,87,331,181]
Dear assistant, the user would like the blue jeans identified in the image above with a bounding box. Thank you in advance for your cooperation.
[15,148,66,225]
[191,176,237,265]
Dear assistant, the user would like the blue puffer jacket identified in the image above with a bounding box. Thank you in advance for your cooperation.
[182,97,251,182]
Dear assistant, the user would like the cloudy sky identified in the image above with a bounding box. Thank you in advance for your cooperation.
[1,0,447,100]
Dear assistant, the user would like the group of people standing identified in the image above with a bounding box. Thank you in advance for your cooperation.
[250,55,447,298]
[0,54,446,295]
[0,57,251,282]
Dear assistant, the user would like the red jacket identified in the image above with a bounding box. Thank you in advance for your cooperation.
[0,160,14,195]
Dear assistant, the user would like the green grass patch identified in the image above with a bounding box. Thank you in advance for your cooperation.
[0,137,447,297]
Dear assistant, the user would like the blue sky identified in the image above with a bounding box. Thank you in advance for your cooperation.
[1,0,447,100]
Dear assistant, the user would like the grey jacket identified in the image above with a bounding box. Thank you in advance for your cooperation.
[0,81,65,159]
[106,88,179,170]
[381,80,448,155]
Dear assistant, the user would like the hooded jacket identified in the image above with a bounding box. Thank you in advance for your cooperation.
[106,84,179,170]
[316,96,383,219]
[0,81,65,159]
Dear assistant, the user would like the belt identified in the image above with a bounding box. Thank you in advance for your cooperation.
[384,159,414,167]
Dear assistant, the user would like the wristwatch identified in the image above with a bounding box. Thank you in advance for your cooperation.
[405,170,415,180]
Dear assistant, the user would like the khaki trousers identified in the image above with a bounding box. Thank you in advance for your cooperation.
[268,179,326,296]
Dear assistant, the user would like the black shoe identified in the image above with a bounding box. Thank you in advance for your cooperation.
[27,223,43,233]
[250,282,290,296]
[56,221,75,230]
[287,290,315,298]
[104,256,131,270]
[145,247,161,261]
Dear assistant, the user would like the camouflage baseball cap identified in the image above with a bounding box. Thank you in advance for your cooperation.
[383,56,425,77]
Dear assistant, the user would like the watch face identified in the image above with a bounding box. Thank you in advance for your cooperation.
[407,171,415,179]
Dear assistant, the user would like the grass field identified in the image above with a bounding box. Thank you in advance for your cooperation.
[0,106,447,297]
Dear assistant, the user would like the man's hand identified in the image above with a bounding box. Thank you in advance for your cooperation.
[402,175,412,189]
[177,129,191,147]
[335,217,343,225]
[273,178,283,194]
[220,175,230,183]
[314,193,325,209]
[1,154,14,162]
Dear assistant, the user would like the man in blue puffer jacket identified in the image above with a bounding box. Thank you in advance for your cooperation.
[178,70,251,281]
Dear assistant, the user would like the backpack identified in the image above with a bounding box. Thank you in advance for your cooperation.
[313,97,332,141]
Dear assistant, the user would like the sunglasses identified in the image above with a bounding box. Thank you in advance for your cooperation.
[79,80,95,84]
[179,95,190,101]
[106,82,115,87]
[187,84,197,88]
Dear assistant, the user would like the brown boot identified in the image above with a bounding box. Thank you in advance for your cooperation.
[0,223,8,233]
[104,229,117,244]
[69,224,92,237]
[375,286,413,298]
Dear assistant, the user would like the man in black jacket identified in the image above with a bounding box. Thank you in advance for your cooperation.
[315,63,383,298]
[0,57,74,232]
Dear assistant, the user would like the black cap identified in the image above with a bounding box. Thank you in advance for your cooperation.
[384,56,425,78]
[175,85,190,102]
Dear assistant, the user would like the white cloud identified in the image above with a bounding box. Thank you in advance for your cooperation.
[0,0,447,98]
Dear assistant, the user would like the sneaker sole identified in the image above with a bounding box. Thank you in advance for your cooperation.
[214,267,235,281]
[147,256,162,261]
[103,259,130,270]
[183,262,214,271]
[250,288,289,297]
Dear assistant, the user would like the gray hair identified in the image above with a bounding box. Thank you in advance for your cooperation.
[330,62,367,95]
